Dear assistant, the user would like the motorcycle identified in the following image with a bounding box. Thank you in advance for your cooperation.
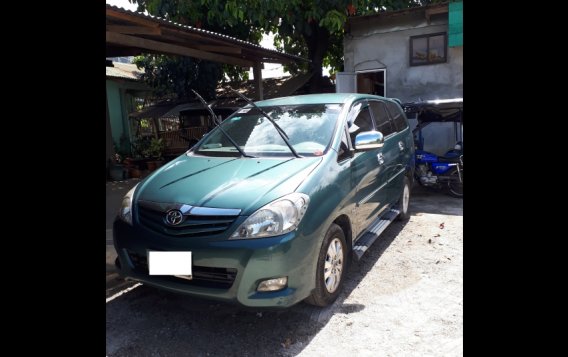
[415,142,463,197]
[403,99,463,198]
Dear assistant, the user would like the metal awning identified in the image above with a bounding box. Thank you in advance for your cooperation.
[106,5,307,67]
[403,98,463,123]
[129,102,177,119]
[106,4,308,99]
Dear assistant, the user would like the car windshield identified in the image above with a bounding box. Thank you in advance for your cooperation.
[194,103,343,157]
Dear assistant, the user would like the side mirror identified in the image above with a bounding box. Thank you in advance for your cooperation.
[354,130,384,150]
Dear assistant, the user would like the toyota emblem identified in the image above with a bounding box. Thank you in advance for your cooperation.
[165,209,183,226]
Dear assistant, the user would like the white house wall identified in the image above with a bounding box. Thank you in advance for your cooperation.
[344,12,463,103]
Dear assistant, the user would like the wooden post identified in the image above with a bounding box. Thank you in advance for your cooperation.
[253,62,264,100]
[106,91,115,165]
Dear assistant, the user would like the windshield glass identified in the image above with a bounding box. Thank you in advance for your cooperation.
[194,103,343,157]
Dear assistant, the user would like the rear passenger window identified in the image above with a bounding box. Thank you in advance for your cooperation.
[369,101,395,137]
[349,106,374,144]
[385,101,408,132]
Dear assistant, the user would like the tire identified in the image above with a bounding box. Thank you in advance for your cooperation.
[305,224,347,307]
[447,167,463,198]
[396,176,411,221]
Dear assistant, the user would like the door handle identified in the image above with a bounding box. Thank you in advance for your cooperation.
[377,153,385,165]
[398,141,405,151]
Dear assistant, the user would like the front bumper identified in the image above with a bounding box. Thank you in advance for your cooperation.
[113,219,319,308]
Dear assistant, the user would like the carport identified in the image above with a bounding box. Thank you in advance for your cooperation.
[106,4,308,162]
[106,4,307,100]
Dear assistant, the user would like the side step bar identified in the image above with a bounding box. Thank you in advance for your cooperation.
[352,208,400,261]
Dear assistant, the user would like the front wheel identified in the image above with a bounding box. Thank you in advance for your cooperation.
[447,167,463,198]
[305,224,347,307]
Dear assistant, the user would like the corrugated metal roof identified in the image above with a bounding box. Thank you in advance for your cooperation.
[215,73,317,101]
[347,2,449,24]
[129,101,177,119]
[106,62,143,80]
[106,4,307,63]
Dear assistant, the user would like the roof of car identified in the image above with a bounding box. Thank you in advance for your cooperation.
[255,93,395,106]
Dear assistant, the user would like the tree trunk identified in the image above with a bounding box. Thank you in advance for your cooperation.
[305,24,330,94]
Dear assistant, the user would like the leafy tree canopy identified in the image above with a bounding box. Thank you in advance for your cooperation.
[130,0,442,99]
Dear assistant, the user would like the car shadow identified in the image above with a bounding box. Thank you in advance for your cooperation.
[106,218,408,356]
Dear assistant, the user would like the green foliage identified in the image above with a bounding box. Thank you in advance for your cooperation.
[129,0,438,94]
[133,55,223,101]
[139,118,151,129]
[318,10,347,33]
[323,31,345,74]
[130,0,262,100]
[131,136,152,159]
[147,138,166,159]
[114,133,131,160]
[130,136,166,159]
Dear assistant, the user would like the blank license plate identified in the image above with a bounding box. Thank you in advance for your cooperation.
[148,251,192,278]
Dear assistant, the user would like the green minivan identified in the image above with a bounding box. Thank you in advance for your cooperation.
[114,93,415,308]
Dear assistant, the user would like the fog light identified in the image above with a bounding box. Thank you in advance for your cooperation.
[257,277,288,292]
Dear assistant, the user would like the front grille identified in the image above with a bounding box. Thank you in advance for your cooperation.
[138,205,238,238]
[128,252,237,290]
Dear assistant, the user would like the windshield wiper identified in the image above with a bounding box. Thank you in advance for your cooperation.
[191,89,255,158]
[228,87,302,158]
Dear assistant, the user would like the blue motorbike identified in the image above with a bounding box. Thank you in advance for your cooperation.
[404,99,463,198]
[415,142,463,197]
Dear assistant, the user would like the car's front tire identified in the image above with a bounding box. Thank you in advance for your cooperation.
[305,224,347,307]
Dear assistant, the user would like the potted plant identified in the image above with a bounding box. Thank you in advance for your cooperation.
[145,138,166,171]
[128,166,141,178]
[109,153,125,181]
[121,156,141,178]
[131,136,151,170]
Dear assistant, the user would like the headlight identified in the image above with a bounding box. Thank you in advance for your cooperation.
[230,193,310,239]
[118,184,138,225]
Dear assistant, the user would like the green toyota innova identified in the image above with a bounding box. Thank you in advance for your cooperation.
[113,93,415,308]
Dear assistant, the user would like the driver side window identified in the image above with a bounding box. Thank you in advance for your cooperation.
[349,106,374,144]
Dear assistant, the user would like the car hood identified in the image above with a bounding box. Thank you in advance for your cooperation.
[136,154,322,215]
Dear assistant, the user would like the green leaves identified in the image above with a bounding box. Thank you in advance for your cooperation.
[319,10,347,33]
[133,55,223,101]
[130,0,425,94]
